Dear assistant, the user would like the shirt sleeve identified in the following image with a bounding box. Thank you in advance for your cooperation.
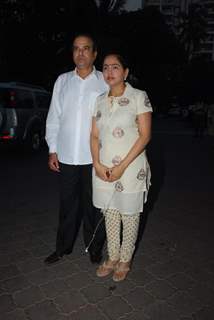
[45,76,62,153]
[92,96,99,118]
[136,90,153,115]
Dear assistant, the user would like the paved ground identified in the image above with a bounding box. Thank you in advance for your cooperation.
[0,117,214,320]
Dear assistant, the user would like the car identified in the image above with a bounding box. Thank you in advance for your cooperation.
[0,82,51,151]
[167,106,181,116]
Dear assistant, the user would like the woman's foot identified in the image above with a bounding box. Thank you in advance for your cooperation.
[96,260,118,277]
[113,261,130,282]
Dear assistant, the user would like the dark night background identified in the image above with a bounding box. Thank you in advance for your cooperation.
[1,0,214,113]
[1,2,214,318]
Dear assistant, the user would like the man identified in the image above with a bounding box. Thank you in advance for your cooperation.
[44,33,107,265]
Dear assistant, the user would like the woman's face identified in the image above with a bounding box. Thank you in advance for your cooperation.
[103,55,128,88]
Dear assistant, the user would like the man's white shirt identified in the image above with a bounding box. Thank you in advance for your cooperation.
[46,67,108,165]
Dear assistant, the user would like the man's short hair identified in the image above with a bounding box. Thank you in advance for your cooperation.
[72,32,97,52]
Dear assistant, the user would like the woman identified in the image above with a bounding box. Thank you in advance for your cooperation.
[90,53,152,281]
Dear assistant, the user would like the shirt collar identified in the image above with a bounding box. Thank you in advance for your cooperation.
[72,66,99,80]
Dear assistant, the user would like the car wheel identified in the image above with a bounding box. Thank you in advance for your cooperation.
[29,132,41,151]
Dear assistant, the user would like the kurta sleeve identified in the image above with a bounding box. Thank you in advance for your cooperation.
[136,91,153,115]
[92,96,100,118]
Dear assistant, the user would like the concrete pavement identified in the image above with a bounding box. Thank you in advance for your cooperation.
[0,117,214,320]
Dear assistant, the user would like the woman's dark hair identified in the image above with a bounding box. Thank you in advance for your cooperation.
[103,52,129,70]
[72,32,97,52]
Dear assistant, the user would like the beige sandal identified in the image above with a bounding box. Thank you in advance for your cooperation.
[96,260,118,278]
[113,262,130,282]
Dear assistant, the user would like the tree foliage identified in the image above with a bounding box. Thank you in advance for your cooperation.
[176,2,207,61]
[1,0,213,108]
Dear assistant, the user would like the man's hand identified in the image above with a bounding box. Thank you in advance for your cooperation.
[48,153,60,172]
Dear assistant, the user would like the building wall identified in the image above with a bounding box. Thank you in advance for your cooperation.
[124,0,143,11]
[144,0,214,61]
[199,0,214,61]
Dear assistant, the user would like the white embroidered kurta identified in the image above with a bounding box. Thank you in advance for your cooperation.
[92,83,153,215]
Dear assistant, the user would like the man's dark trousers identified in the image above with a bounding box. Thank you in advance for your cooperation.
[56,163,105,257]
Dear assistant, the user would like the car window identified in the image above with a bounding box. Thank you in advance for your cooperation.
[16,89,34,109]
[0,89,10,108]
[35,93,51,109]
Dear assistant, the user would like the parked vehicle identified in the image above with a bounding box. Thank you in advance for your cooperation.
[167,106,181,116]
[0,82,51,151]
[167,96,181,117]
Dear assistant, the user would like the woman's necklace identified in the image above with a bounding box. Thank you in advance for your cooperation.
[109,84,126,98]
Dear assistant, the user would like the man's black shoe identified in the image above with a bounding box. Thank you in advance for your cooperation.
[44,252,62,265]
[89,251,102,264]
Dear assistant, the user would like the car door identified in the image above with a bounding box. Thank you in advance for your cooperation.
[15,88,35,139]
[34,92,51,138]
[0,88,8,132]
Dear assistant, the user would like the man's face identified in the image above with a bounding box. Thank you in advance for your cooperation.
[72,36,97,70]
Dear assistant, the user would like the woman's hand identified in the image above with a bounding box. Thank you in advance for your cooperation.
[94,163,110,181]
[108,164,126,182]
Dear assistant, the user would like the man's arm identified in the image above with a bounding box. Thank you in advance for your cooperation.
[45,77,62,172]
